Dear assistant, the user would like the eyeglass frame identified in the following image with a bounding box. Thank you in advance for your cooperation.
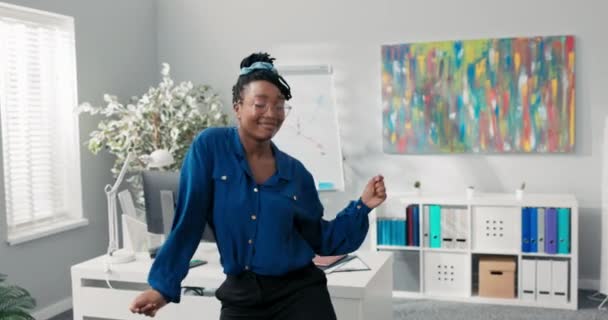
[237,97,293,117]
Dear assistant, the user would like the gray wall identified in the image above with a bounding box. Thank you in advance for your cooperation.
[156,0,608,284]
[0,0,158,312]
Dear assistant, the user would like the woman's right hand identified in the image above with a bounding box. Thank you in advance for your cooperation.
[129,289,167,317]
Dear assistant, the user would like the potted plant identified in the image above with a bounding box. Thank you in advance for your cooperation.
[0,273,36,320]
[77,63,229,212]
[413,180,421,195]
[516,182,526,200]
[466,185,475,199]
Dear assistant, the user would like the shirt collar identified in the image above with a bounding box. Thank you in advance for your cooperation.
[232,127,293,181]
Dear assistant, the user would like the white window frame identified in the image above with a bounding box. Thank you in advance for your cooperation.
[0,2,86,245]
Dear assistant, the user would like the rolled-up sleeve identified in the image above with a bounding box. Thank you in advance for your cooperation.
[294,170,371,256]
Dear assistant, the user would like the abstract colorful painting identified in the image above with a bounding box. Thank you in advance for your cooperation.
[382,35,575,153]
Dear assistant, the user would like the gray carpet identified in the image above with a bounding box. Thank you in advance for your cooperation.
[50,290,607,320]
[392,290,608,320]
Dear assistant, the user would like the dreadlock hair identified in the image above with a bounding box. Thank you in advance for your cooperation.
[231,52,292,105]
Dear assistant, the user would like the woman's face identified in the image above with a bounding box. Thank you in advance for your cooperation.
[234,80,287,141]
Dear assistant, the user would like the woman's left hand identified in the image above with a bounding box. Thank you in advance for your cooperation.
[360,175,387,209]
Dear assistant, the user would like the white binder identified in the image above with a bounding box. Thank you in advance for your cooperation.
[537,208,545,253]
[441,207,456,248]
[536,260,553,303]
[454,208,468,249]
[521,259,536,301]
[551,260,569,304]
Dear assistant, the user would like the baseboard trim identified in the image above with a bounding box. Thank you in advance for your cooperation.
[580,278,600,291]
[32,297,72,320]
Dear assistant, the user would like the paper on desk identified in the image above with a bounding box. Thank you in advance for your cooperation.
[324,255,370,274]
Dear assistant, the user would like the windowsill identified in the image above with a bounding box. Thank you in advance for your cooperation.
[7,217,89,246]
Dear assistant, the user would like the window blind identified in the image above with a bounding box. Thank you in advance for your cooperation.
[0,3,81,234]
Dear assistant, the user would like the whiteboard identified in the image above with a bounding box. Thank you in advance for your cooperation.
[272,66,344,191]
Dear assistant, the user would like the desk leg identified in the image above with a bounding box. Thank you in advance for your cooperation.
[70,268,83,320]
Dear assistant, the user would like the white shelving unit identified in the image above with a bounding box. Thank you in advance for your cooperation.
[370,192,578,310]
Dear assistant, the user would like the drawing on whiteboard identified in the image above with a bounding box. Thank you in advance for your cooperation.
[272,67,344,191]
[284,95,327,156]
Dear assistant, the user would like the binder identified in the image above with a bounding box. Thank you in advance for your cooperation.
[394,219,400,246]
[536,260,553,303]
[455,208,468,249]
[384,219,390,245]
[537,208,545,253]
[557,208,571,254]
[530,207,538,253]
[441,207,456,248]
[551,260,569,303]
[377,219,383,245]
[522,207,531,253]
[545,208,558,254]
[398,219,407,246]
[403,215,408,246]
[423,206,430,247]
[407,206,414,246]
[429,205,442,248]
[521,259,537,301]
[413,205,420,246]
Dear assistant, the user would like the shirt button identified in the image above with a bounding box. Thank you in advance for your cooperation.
[248,239,253,244]
[253,187,258,192]
[251,214,257,220]
[357,205,362,209]
[221,175,227,180]
[293,195,297,200]
[245,265,250,270]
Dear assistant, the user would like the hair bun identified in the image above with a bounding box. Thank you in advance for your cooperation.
[240,52,275,69]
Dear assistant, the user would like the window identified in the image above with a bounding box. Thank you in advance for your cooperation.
[0,3,86,245]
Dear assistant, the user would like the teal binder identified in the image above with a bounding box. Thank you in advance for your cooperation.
[429,205,442,248]
[557,208,570,254]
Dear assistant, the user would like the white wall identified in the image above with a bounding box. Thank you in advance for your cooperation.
[156,0,608,285]
[0,0,158,315]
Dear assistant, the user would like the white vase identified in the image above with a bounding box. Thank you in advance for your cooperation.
[466,188,475,200]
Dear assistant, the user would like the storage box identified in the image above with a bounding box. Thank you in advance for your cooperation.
[473,206,519,252]
[424,252,469,297]
[479,256,517,299]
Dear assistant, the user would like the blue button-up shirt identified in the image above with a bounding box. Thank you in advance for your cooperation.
[148,127,371,303]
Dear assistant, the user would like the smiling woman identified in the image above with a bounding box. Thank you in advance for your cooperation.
[130,52,387,320]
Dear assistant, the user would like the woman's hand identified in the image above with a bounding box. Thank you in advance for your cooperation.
[361,175,387,209]
[129,289,167,317]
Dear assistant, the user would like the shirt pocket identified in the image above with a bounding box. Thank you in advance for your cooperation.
[211,167,246,224]
[275,184,301,237]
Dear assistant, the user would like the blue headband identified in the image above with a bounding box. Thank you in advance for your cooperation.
[239,61,277,76]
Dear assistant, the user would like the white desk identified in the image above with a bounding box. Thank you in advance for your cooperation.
[71,243,393,320]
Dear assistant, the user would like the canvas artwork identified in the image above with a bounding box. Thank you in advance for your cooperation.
[381,35,575,153]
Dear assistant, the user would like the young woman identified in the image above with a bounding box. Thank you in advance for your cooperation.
[130,52,386,319]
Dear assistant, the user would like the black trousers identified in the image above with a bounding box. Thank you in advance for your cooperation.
[215,263,337,320]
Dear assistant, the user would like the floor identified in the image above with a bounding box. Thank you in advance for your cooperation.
[50,290,607,320]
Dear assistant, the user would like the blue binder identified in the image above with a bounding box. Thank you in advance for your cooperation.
[413,205,420,246]
[389,219,395,245]
[400,219,407,246]
[394,219,400,246]
[522,207,531,252]
[557,208,571,254]
[545,208,558,254]
[404,218,408,246]
[377,219,383,245]
[529,207,538,253]
[381,219,389,245]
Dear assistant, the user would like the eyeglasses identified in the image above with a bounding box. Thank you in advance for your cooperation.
[240,99,293,117]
